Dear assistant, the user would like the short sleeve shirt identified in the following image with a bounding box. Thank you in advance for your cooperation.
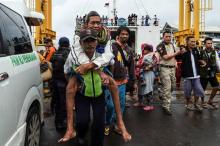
[159,44,176,66]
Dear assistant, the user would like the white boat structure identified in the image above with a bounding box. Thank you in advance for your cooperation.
[106,20,160,54]
[75,0,161,54]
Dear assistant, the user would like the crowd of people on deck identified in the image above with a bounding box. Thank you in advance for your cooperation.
[75,13,158,27]
[38,10,220,146]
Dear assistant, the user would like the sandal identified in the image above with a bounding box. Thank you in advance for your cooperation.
[143,106,151,111]
[150,105,155,111]
[194,104,203,112]
[104,126,110,136]
[114,126,122,135]
[185,104,194,111]
[133,102,144,107]
[207,102,219,110]
[202,103,208,109]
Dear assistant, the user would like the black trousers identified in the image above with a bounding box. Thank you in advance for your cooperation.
[200,77,219,90]
[53,79,67,124]
[75,93,105,146]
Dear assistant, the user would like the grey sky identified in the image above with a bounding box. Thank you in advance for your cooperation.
[52,0,220,43]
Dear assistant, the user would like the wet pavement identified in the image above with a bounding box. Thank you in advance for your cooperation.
[40,95,220,146]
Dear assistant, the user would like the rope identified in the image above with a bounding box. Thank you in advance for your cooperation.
[139,0,149,15]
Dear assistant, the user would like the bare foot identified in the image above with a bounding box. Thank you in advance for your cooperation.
[133,102,143,107]
[115,125,132,142]
[58,130,76,143]
[121,129,132,142]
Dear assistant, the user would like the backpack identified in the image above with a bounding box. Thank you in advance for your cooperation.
[51,48,70,79]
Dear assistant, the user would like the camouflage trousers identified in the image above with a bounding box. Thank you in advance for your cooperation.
[159,67,176,110]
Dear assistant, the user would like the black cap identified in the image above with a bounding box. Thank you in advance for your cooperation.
[59,37,70,46]
[80,29,98,41]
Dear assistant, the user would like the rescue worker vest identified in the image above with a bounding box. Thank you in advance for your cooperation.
[69,49,103,98]
[72,65,103,98]
[71,26,110,96]
[199,49,217,78]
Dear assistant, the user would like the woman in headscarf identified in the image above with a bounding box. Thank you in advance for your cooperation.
[134,43,156,111]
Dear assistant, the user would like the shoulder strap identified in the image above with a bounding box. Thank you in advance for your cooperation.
[70,46,78,65]
[171,43,176,52]
[116,43,129,66]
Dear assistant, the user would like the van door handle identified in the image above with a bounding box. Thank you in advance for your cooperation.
[0,72,9,82]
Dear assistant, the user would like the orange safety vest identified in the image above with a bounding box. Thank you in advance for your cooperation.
[43,47,56,62]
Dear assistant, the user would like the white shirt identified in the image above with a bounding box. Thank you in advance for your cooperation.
[185,52,200,79]
[71,35,114,68]
[64,46,102,74]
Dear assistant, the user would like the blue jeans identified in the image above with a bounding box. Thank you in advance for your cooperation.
[105,84,126,125]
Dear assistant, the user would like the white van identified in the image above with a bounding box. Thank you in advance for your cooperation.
[0,1,44,146]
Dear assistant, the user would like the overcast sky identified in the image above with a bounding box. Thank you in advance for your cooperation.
[52,0,220,43]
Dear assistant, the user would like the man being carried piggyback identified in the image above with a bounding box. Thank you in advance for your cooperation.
[60,11,131,145]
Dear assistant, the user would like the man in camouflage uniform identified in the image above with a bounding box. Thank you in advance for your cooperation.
[156,31,181,115]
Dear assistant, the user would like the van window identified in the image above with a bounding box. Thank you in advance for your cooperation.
[0,32,3,57]
[0,12,6,57]
[0,4,32,56]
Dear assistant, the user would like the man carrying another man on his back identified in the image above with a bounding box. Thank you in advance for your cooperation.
[59,11,131,144]
[59,28,131,146]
